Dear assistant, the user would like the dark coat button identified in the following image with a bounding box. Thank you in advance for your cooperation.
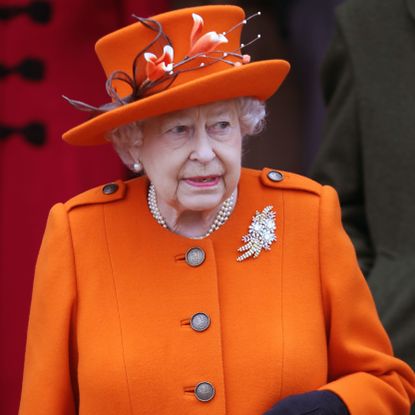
[0,58,45,81]
[102,183,118,195]
[190,313,211,332]
[0,2,52,24]
[267,170,284,182]
[194,382,215,402]
[0,122,46,147]
[185,247,205,267]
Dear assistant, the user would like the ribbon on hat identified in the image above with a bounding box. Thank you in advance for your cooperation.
[0,1,52,24]
[0,58,44,81]
[0,122,46,147]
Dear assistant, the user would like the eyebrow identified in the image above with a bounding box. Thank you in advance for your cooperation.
[160,115,191,127]
[161,111,192,123]
[207,106,234,117]
[159,104,234,126]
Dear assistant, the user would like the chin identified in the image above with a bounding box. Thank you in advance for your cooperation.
[180,193,224,212]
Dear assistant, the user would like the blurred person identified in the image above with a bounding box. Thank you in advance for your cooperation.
[311,0,415,412]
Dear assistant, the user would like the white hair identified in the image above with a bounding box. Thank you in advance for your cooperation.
[107,97,266,172]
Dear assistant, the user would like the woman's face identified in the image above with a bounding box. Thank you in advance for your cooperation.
[139,100,242,214]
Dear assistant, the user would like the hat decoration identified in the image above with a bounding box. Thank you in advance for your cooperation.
[62,11,262,114]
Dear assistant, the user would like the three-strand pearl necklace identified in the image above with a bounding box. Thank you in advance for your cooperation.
[147,183,235,239]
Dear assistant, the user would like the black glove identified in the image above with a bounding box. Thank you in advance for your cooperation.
[263,390,349,415]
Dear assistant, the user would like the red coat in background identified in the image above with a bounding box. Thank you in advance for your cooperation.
[0,1,167,413]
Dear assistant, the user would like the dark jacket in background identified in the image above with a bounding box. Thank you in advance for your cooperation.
[310,0,415,383]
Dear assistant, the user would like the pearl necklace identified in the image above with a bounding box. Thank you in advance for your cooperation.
[147,183,235,239]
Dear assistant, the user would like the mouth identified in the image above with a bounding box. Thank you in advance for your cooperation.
[184,175,221,187]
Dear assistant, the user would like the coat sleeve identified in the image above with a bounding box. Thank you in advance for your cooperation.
[309,21,374,276]
[318,185,415,413]
[19,203,77,414]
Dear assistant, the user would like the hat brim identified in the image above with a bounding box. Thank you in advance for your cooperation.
[62,60,290,146]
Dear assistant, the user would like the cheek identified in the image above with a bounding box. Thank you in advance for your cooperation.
[142,142,179,175]
[224,162,241,191]
[141,146,189,202]
[221,138,242,188]
[224,134,242,169]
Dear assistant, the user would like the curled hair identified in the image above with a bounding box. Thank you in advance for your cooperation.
[234,97,266,136]
[109,121,144,172]
[108,97,266,172]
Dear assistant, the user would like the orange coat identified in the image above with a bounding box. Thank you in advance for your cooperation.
[19,168,415,414]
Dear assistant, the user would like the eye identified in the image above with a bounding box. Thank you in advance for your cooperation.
[209,121,231,134]
[216,121,231,129]
[168,125,190,134]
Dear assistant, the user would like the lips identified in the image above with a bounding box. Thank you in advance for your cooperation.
[184,175,221,187]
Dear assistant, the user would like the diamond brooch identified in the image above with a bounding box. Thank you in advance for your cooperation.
[237,205,277,262]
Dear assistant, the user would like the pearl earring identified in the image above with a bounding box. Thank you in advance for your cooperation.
[132,161,141,172]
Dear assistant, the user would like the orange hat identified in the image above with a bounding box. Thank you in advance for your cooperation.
[62,5,290,146]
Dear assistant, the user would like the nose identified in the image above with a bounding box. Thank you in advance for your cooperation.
[189,128,216,163]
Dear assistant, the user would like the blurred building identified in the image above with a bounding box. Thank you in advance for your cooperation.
[0,1,166,413]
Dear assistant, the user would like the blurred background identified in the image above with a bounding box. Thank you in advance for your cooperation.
[0,0,343,413]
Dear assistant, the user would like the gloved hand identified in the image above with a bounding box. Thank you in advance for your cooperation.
[263,390,349,415]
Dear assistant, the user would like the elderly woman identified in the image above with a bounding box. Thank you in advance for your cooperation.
[19,5,414,415]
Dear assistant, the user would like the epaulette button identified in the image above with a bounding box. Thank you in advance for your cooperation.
[267,170,284,182]
[102,183,119,195]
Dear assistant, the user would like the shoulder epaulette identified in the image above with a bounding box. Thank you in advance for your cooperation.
[65,180,126,211]
[260,168,322,195]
